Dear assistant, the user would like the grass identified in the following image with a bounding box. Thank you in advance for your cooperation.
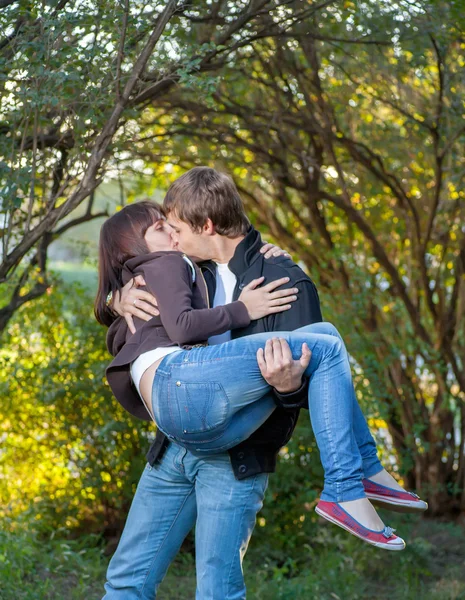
[0,530,106,600]
[49,261,97,290]
[2,515,465,600]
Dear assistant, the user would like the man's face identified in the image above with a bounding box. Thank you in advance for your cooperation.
[167,212,212,259]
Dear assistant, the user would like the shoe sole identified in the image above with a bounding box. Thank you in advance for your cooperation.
[315,507,406,551]
[366,494,428,514]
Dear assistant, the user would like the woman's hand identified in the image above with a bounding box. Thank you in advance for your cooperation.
[113,275,159,334]
[260,242,291,259]
[238,276,298,320]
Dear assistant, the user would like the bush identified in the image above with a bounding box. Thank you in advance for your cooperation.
[0,280,153,535]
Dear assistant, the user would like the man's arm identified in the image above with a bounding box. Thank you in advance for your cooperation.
[271,278,323,331]
[259,278,323,407]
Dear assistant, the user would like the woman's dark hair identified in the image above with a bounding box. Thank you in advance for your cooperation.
[94,201,165,327]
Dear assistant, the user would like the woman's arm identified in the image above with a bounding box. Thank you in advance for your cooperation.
[136,254,250,345]
[111,241,291,334]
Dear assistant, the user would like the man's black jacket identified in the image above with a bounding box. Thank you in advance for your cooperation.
[146,226,323,479]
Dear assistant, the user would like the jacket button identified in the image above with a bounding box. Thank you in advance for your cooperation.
[176,381,181,387]
[237,452,245,459]
[238,465,247,474]
[239,283,245,289]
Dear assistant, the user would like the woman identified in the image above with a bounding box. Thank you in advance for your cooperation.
[96,201,427,552]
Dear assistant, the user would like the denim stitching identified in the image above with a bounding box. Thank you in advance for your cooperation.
[167,375,175,435]
[225,475,265,598]
[321,327,343,500]
[185,384,210,431]
[168,381,229,443]
[319,339,345,501]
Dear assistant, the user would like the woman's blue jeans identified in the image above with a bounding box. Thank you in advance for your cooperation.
[152,321,382,502]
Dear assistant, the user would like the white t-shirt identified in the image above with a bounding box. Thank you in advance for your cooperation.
[208,262,237,345]
[131,346,181,397]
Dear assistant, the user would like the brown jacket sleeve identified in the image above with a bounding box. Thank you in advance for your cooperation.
[135,254,250,345]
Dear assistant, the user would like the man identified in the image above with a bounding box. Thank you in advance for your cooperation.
[103,167,323,599]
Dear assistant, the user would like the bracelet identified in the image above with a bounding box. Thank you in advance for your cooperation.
[105,290,113,308]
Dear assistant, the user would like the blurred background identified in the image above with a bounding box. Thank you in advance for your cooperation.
[1,1,464,598]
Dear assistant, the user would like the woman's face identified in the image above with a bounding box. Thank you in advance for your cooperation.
[144,218,176,252]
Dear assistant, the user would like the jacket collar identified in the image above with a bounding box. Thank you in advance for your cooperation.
[200,226,263,276]
[228,226,263,276]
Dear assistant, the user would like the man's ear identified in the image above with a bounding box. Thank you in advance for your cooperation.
[203,218,215,235]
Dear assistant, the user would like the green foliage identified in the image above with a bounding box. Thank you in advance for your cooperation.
[1,515,465,600]
[0,279,153,533]
[1,0,248,326]
[251,417,324,559]
[128,0,465,511]
[0,526,106,600]
[0,280,464,598]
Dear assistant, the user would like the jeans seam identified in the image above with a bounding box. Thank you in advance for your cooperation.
[174,356,258,366]
[225,475,262,597]
[139,485,195,598]
[322,344,344,502]
[174,446,187,473]
[326,328,343,500]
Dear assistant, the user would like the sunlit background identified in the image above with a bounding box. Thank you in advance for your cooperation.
[1,1,465,599]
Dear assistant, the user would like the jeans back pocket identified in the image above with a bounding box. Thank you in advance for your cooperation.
[175,381,230,435]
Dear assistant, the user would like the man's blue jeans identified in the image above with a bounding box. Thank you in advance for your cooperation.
[153,322,382,503]
[103,443,268,600]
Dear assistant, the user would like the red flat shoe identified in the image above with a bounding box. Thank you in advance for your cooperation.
[315,500,406,551]
[363,478,428,513]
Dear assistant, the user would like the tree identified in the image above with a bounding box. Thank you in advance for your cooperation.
[129,1,465,514]
[0,0,320,332]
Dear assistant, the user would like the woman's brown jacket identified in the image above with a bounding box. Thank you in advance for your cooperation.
[105,251,250,420]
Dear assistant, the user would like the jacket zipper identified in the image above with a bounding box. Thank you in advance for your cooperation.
[199,269,211,308]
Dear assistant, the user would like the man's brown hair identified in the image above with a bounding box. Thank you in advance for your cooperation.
[163,167,250,237]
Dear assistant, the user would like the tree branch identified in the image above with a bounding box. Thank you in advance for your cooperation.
[0,0,179,282]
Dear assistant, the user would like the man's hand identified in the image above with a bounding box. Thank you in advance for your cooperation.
[257,338,311,394]
[260,242,291,260]
[113,275,159,334]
